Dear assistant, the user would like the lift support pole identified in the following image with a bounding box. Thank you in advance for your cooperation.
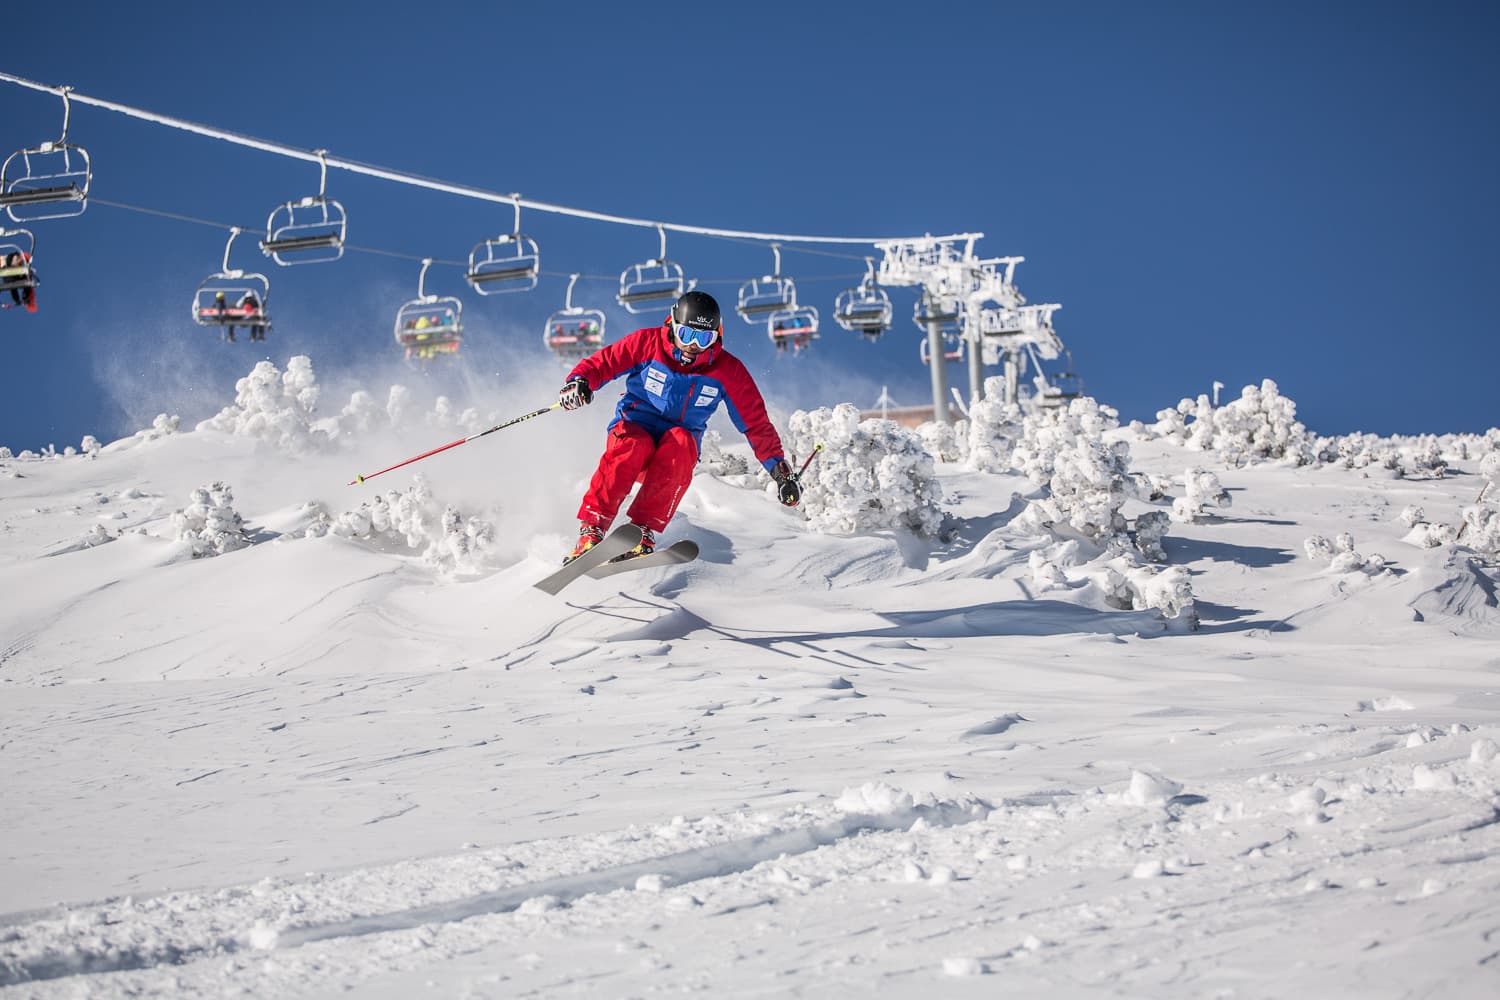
[921,289,950,424]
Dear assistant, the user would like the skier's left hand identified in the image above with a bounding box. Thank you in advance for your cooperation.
[771,460,801,507]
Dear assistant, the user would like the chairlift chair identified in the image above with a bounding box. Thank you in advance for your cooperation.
[833,258,893,339]
[261,151,347,265]
[767,304,819,355]
[617,225,687,313]
[1034,349,1083,407]
[919,333,967,366]
[466,197,540,294]
[0,88,92,223]
[543,274,606,362]
[191,229,271,339]
[736,244,798,323]
[0,228,39,296]
[912,294,963,337]
[394,259,463,361]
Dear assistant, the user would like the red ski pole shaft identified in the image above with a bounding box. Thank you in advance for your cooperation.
[349,402,560,486]
[796,442,824,477]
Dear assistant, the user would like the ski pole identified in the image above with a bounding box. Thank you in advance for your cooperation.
[349,402,560,486]
[795,442,824,478]
[1455,481,1492,542]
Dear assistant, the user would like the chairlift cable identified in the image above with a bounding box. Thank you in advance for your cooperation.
[0,72,974,250]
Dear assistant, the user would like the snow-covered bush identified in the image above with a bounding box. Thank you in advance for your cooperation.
[963,377,1022,473]
[1154,380,1317,466]
[783,403,946,537]
[1171,468,1231,523]
[918,419,965,464]
[321,476,499,576]
[198,356,330,454]
[81,435,101,459]
[1303,531,1388,575]
[698,429,751,477]
[1133,510,1171,562]
[1090,558,1197,627]
[170,482,251,558]
[1011,397,1140,546]
[1456,455,1500,555]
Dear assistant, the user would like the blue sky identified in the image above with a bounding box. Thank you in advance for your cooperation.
[3,0,1496,451]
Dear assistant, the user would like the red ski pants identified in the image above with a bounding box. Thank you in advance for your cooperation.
[577,421,697,533]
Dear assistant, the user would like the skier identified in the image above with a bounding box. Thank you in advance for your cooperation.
[558,289,801,564]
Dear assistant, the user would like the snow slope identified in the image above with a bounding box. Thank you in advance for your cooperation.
[2,361,1498,998]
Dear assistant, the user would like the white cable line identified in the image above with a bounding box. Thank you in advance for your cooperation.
[1,72,981,250]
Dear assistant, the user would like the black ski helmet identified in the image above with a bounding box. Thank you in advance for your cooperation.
[671,290,722,333]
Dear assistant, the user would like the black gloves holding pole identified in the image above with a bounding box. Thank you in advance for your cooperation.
[771,460,802,507]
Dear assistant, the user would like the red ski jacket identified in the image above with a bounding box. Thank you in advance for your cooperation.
[567,323,786,473]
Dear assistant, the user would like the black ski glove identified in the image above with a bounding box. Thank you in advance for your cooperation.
[559,377,593,411]
[771,460,801,507]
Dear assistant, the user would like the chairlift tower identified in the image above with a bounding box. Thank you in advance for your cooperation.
[874,234,981,425]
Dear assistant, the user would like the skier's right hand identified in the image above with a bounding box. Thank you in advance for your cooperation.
[559,377,593,411]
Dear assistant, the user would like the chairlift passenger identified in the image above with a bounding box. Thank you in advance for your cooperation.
[239,291,267,342]
[2,251,37,313]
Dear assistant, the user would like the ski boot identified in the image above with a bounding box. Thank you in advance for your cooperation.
[610,525,656,562]
[563,523,606,565]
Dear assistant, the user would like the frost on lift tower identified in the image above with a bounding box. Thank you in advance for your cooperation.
[466,197,540,294]
[395,259,463,362]
[544,273,606,363]
[617,226,687,314]
[261,150,346,265]
[833,258,893,340]
[0,88,91,223]
[192,229,271,341]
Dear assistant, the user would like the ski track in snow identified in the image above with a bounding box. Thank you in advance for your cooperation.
[2,414,1500,996]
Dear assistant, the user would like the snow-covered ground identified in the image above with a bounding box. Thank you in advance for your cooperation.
[2,359,1498,998]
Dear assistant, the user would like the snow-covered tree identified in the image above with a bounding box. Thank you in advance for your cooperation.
[1171,468,1232,523]
[170,482,251,558]
[198,357,330,454]
[1011,397,1139,546]
[783,403,946,537]
[320,475,500,576]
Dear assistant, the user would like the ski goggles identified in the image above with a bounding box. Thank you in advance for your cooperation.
[672,320,719,350]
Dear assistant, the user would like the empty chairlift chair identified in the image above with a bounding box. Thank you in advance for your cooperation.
[736,244,798,324]
[919,333,967,366]
[0,88,91,223]
[912,292,964,338]
[544,274,607,363]
[261,151,347,265]
[617,226,686,314]
[191,229,271,342]
[466,197,540,294]
[832,258,893,340]
[395,259,464,362]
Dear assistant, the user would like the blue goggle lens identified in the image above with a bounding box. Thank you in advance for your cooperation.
[674,321,717,349]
